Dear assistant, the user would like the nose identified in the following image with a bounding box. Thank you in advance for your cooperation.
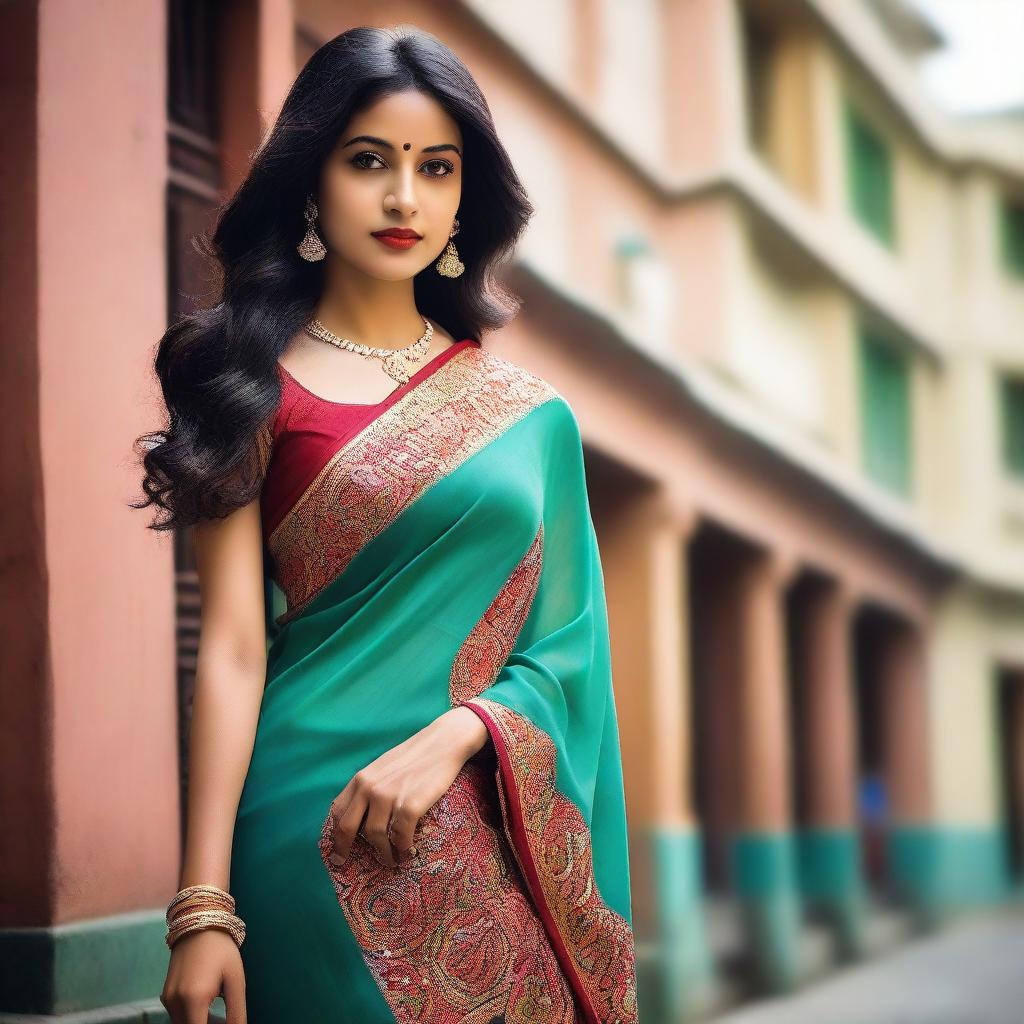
[385,163,418,218]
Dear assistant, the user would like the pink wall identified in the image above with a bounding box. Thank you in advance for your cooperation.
[0,0,49,929]
[1,2,175,927]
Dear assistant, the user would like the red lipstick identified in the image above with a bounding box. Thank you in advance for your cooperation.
[372,227,422,251]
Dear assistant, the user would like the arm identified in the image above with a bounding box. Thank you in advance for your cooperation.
[179,495,269,891]
[162,492,268,1023]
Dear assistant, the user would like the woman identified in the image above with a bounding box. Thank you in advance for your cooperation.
[134,24,637,1024]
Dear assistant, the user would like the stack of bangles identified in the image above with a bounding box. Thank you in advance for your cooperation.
[165,884,246,950]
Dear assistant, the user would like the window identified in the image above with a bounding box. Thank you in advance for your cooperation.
[1000,196,1024,278]
[742,7,776,158]
[858,323,911,495]
[1000,375,1024,479]
[740,5,818,200]
[844,100,895,246]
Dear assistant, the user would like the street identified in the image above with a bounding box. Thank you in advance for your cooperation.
[717,908,1024,1024]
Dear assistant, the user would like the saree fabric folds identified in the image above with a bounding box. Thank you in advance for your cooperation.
[229,340,638,1023]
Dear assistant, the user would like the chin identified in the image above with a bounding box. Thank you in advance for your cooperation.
[365,253,433,281]
[371,264,424,283]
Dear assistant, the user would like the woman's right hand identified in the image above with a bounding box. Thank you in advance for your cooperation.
[160,928,247,1024]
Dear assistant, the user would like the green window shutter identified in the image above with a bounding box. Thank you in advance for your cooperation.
[858,324,912,495]
[999,197,1024,278]
[1000,376,1024,479]
[844,100,895,247]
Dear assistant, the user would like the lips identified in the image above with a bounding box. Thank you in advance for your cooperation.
[372,229,422,251]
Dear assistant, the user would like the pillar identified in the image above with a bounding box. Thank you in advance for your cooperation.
[731,548,802,992]
[603,494,711,1020]
[796,579,866,956]
[645,499,714,1018]
[881,620,936,918]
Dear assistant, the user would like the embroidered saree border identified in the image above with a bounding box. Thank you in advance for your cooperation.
[267,347,559,627]
[453,532,638,1024]
[311,357,636,1021]
[312,357,591,1021]
[449,525,545,706]
[460,699,637,1024]
[316,754,580,1023]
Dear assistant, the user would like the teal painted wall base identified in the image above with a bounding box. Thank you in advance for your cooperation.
[0,909,167,1017]
[0,996,226,1023]
[642,824,714,1020]
[888,824,1017,917]
[731,831,801,993]
[797,828,868,957]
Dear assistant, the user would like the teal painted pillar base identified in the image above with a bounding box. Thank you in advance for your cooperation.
[0,909,167,1016]
[888,824,1015,921]
[731,831,801,993]
[797,827,868,958]
[642,824,714,1021]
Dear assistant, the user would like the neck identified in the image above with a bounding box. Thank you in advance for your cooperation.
[314,255,428,350]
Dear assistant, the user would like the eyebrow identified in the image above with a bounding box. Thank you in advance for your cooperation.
[341,134,462,157]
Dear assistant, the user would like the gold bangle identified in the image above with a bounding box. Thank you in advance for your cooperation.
[166,884,235,925]
[166,893,235,926]
[165,909,246,949]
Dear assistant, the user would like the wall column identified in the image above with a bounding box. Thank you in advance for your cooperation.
[602,493,710,1020]
[732,548,801,992]
[881,620,936,918]
[797,580,866,956]
[645,499,714,1019]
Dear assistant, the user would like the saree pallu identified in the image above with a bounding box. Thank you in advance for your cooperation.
[229,344,638,1023]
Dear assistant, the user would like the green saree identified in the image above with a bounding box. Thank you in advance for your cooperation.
[229,343,638,1022]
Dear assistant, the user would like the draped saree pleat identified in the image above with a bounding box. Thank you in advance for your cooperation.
[229,344,638,1023]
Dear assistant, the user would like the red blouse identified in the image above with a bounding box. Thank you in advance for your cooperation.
[261,338,481,541]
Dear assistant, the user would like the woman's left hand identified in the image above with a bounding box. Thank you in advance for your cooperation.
[327,706,489,869]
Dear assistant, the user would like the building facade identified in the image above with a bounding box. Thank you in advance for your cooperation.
[2,1,1022,1021]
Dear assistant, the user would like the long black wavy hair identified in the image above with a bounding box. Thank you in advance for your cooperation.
[131,24,533,531]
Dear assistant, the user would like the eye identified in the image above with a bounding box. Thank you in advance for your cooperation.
[350,151,386,170]
[422,159,454,178]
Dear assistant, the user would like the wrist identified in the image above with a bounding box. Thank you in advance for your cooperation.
[437,705,489,759]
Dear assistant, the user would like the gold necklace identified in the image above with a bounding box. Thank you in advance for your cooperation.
[303,316,434,385]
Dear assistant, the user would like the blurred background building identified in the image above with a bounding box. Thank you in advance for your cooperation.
[2,1,1022,1021]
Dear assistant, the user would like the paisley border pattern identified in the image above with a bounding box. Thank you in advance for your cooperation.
[313,357,637,1021]
[267,347,559,627]
[450,525,545,706]
[459,699,638,1024]
[317,752,581,1023]
[455,526,638,1022]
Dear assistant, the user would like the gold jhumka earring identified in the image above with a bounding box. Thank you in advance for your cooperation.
[297,195,327,262]
[435,218,464,278]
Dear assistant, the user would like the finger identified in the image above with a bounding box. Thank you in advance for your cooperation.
[330,778,355,825]
[183,992,214,1024]
[364,799,396,867]
[330,792,367,864]
[387,802,418,860]
[223,965,247,1024]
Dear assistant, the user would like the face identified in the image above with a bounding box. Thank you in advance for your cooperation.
[315,88,464,281]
